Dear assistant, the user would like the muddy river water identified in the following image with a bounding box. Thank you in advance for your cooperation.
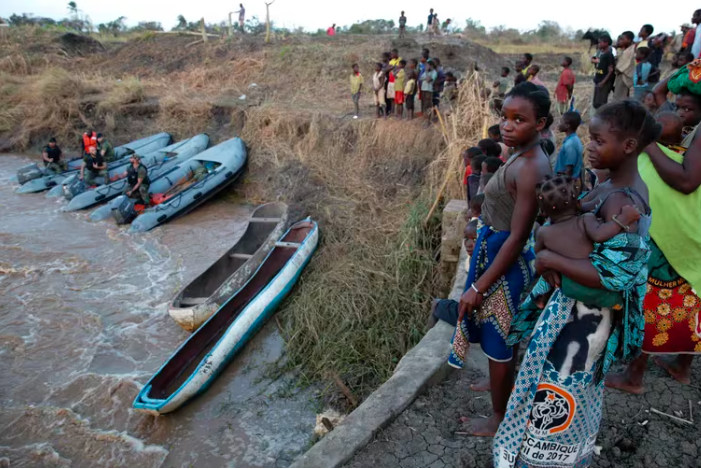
[0,155,316,467]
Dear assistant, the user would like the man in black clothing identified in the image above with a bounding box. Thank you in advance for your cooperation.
[592,35,615,109]
[42,138,66,173]
[80,147,108,187]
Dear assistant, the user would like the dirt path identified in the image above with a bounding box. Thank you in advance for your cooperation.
[347,354,701,467]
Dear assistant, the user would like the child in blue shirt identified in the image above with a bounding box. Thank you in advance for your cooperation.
[633,47,654,101]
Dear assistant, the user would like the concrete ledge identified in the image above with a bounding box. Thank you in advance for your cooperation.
[291,204,470,468]
[291,321,456,468]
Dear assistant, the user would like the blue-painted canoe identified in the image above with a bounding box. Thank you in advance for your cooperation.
[132,219,319,415]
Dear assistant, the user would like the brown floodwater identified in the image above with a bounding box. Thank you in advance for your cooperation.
[0,155,316,467]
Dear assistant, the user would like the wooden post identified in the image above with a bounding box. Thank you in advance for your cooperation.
[265,0,276,43]
[200,17,208,42]
[228,12,233,36]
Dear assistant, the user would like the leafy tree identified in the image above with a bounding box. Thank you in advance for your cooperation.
[175,14,187,30]
[132,21,163,32]
[67,2,78,15]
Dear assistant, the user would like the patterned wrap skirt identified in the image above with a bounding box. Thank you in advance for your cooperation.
[448,225,536,367]
[643,239,701,354]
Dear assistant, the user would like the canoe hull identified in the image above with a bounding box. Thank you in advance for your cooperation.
[168,202,289,332]
[133,220,319,415]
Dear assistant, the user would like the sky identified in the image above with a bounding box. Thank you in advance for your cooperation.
[1,0,697,36]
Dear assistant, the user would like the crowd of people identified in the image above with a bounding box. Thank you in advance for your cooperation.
[424,9,701,469]
[349,46,458,122]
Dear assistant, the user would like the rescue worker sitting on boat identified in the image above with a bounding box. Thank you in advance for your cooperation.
[80,146,108,187]
[122,154,150,206]
[96,133,116,162]
[42,137,67,173]
[80,129,98,157]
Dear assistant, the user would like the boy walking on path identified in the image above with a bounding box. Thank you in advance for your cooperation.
[394,60,406,119]
[613,32,636,101]
[398,12,407,38]
[350,63,363,118]
[554,57,575,114]
[554,111,584,179]
[592,35,615,109]
[372,63,386,118]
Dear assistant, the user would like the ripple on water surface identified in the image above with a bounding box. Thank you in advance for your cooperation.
[0,155,317,467]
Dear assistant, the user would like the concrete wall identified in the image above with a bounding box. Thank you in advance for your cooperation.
[437,199,467,297]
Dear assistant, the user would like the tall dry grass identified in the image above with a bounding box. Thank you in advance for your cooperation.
[236,76,488,401]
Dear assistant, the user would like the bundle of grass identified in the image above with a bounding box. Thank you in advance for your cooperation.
[4,68,92,149]
[156,90,214,137]
[98,77,145,112]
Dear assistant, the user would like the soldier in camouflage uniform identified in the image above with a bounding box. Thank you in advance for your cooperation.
[123,154,150,206]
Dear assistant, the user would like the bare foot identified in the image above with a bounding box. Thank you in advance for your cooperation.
[654,357,692,385]
[458,415,502,437]
[470,376,491,392]
[605,372,645,394]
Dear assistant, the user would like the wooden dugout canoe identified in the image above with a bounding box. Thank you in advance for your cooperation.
[168,202,289,332]
[133,219,319,415]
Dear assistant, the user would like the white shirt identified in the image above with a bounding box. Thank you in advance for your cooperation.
[693,24,701,58]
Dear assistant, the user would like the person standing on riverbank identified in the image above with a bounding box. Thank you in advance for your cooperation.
[613,32,636,101]
[349,63,363,118]
[495,100,657,468]
[427,9,435,38]
[606,64,701,395]
[235,4,245,32]
[592,35,615,109]
[555,57,576,113]
[446,82,551,437]
[398,11,407,38]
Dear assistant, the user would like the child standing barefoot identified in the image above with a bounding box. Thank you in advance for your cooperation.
[372,63,386,119]
[448,82,553,437]
[349,63,363,118]
[496,100,659,468]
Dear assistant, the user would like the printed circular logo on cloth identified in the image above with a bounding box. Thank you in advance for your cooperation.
[526,383,576,437]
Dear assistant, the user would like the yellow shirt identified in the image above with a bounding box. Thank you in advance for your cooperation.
[637,40,649,48]
[350,73,363,94]
[389,57,403,67]
[394,69,405,90]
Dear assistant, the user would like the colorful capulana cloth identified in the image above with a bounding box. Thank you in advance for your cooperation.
[494,233,650,468]
[667,59,701,96]
[638,143,701,294]
[448,225,536,367]
[643,239,701,355]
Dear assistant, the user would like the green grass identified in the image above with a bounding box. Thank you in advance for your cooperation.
[277,196,440,400]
